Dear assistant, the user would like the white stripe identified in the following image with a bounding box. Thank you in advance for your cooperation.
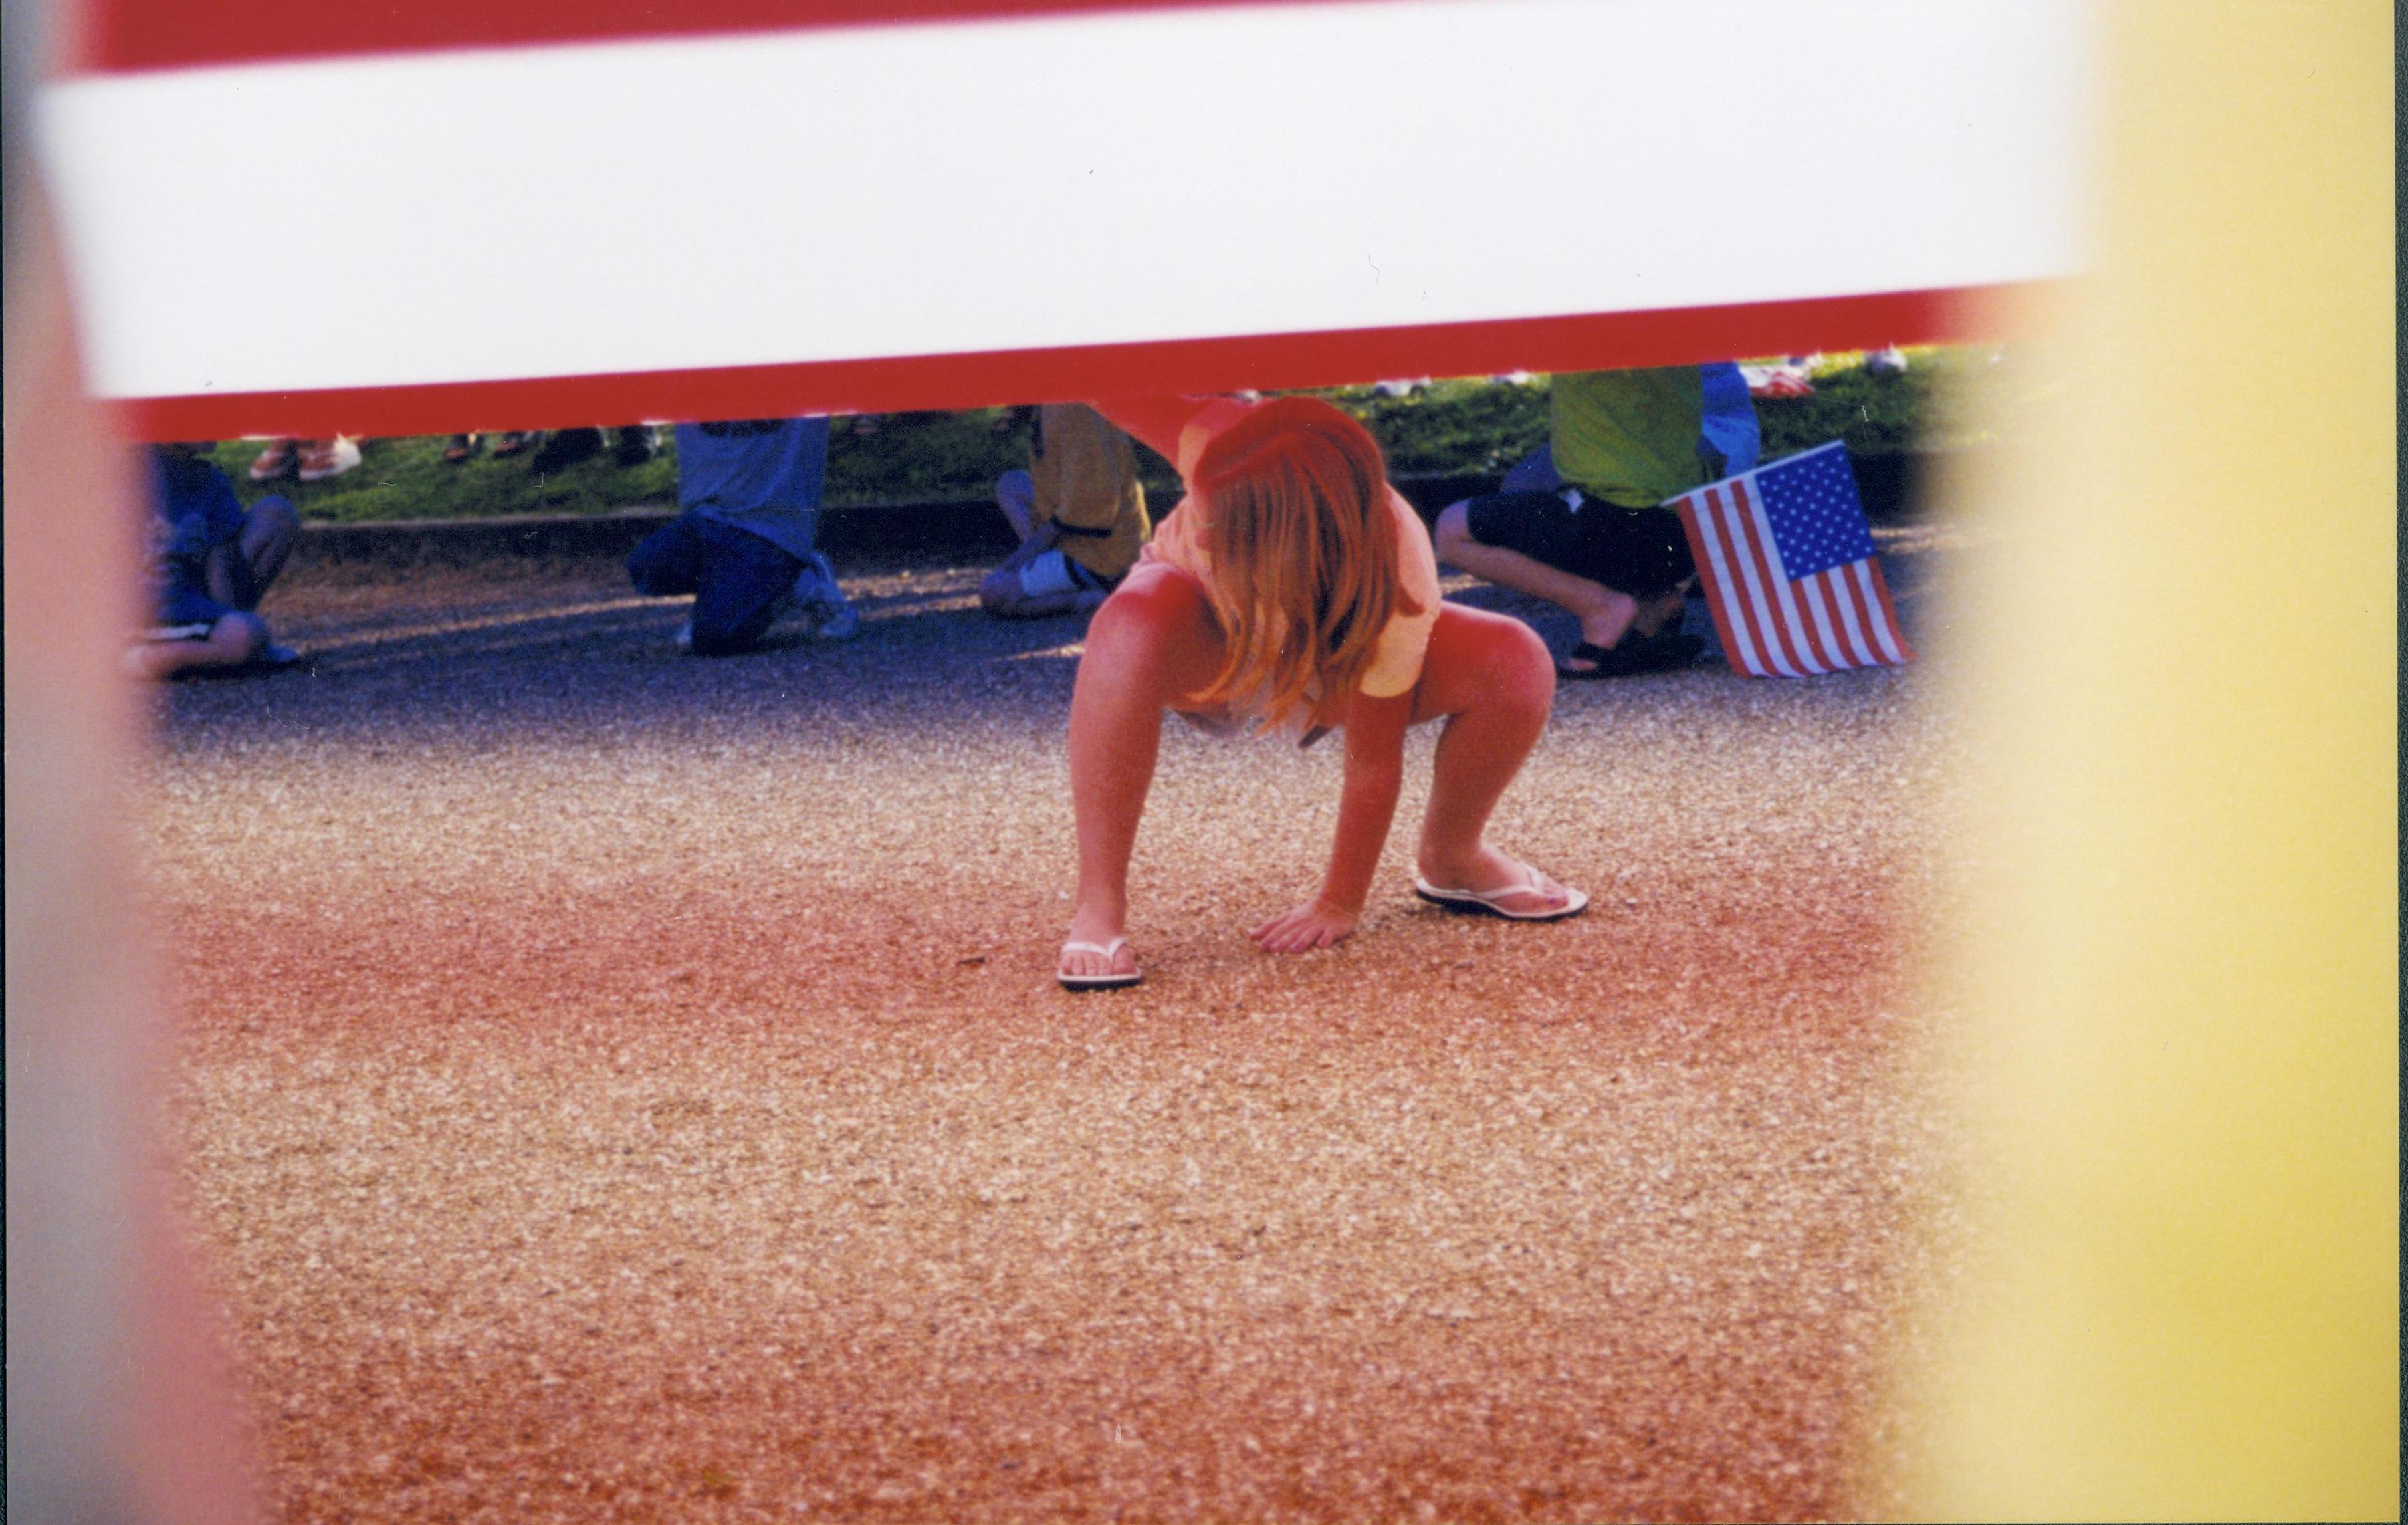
[37,0,2092,398]
[1796,572,1852,670]
[1719,487,1802,679]
[1755,513,1831,676]
[1852,559,1907,664]
[1688,490,1767,677]
[1818,568,1879,667]
[1831,564,1884,666]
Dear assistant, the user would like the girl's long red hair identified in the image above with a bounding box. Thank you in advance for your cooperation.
[1186,397,1417,729]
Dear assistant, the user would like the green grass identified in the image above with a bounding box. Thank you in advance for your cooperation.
[205,433,683,524]
[219,350,1999,524]
[1756,346,2009,459]
[1320,376,1554,477]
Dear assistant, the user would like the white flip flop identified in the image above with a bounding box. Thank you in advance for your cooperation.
[1058,936,1143,991]
[1412,865,1590,923]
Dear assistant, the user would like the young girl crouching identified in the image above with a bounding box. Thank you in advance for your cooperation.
[1058,394,1587,989]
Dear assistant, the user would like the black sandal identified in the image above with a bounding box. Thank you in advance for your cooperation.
[1557,632,1703,679]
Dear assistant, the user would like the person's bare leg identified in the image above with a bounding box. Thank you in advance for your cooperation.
[1061,565,1224,979]
[1407,602,1578,913]
[1434,501,1646,668]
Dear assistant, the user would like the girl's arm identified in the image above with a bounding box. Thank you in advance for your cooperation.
[1250,687,1414,952]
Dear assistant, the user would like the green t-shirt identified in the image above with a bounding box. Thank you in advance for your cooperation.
[1549,367,1707,509]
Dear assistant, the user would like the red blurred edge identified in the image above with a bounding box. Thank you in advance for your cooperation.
[111,285,2030,443]
[71,0,1366,76]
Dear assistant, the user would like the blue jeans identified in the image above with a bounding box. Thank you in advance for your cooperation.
[628,511,804,655]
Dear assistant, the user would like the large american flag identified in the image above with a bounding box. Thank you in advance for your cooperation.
[1674,442,1912,678]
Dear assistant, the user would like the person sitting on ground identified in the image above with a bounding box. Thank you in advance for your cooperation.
[980,402,1151,620]
[627,417,858,655]
[1433,363,1758,678]
[1054,393,1587,992]
[129,442,302,679]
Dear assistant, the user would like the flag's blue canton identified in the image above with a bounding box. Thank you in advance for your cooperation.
[1757,443,1875,580]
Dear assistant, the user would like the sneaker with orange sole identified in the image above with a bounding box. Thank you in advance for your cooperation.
[296,436,362,482]
[247,438,299,481]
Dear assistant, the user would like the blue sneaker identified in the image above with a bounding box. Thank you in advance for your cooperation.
[796,552,859,640]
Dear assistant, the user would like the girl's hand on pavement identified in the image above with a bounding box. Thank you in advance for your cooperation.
[1250,899,1358,953]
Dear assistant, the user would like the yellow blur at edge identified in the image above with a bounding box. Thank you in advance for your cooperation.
[1909,2,2397,1520]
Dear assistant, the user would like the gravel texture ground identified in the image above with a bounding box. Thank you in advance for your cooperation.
[141,532,1968,1524]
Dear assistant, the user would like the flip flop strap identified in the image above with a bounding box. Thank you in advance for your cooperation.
[1479,864,1543,901]
[1061,937,1128,959]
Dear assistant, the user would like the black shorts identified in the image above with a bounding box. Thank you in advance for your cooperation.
[1462,490,1695,597]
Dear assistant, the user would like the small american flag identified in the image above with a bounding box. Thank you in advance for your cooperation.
[1673,441,1912,678]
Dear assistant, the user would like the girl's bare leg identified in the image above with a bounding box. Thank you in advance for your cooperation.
[1061,565,1225,979]
[1408,602,1579,913]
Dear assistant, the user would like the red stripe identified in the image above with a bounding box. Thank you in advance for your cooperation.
[1862,559,1914,663]
[1727,479,1816,677]
[108,285,2019,441]
[1818,569,1875,667]
[1801,568,1849,669]
[1707,487,1780,678]
[1842,565,1890,665]
[1706,491,1765,676]
[1676,497,1752,678]
[1818,573,1863,670]
[1847,561,1908,667]
[71,0,1383,76]
[1791,568,1840,669]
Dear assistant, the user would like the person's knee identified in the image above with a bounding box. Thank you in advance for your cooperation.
[995,469,1034,512]
[1501,618,1555,706]
[1467,612,1554,712]
[627,538,681,597]
[248,495,300,543]
[217,612,268,664]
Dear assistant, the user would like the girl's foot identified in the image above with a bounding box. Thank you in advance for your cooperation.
[1058,907,1141,989]
[1412,845,1585,920]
